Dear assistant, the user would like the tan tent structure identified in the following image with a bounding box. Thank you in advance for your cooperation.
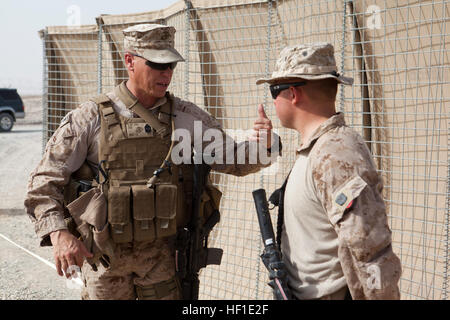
[39,25,99,140]
[40,0,449,299]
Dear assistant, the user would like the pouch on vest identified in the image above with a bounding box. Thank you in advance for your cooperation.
[132,185,156,242]
[155,184,177,238]
[66,187,115,266]
[63,161,96,239]
[108,186,133,243]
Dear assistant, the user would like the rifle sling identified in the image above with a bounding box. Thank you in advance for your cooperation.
[270,171,291,251]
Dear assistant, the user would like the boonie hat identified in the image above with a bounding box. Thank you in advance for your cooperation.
[123,23,185,64]
[256,42,353,85]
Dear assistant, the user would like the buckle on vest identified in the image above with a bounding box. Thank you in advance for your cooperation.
[151,161,172,180]
[96,160,109,184]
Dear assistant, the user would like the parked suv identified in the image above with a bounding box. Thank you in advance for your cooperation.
[0,88,25,132]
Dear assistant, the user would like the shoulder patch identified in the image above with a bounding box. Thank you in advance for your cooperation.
[59,113,71,127]
[329,175,368,225]
[335,193,348,206]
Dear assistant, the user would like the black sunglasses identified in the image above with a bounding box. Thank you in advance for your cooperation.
[130,53,177,71]
[269,82,306,99]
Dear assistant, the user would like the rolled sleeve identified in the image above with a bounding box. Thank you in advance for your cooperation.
[33,213,69,246]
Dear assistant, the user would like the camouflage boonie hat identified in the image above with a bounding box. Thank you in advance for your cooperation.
[123,23,185,64]
[256,43,353,85]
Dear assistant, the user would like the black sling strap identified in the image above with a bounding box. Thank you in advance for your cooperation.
[268,171,291,251]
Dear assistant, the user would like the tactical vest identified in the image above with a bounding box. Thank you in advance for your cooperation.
[94,92,195,244]
[63,88,222,251]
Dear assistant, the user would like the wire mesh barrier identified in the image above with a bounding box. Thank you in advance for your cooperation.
[39,0,449,300]
[342,0,449,300]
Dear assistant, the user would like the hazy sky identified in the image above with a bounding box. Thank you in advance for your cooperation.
[0,0,178,95]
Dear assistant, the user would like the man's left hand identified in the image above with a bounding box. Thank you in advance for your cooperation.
[251,104,273,149]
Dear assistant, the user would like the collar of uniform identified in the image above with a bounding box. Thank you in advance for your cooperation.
[115,80,167,112]
[296,112,346,154]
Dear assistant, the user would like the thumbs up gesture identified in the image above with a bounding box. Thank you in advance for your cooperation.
[250,104,273,149]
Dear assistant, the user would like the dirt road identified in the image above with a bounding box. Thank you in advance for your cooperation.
[0,98,81,300]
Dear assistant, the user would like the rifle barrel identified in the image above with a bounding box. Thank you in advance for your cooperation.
[252,189,276,247]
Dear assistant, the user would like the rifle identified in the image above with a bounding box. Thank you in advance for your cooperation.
[177,162,223,299]
[252,188,292,300]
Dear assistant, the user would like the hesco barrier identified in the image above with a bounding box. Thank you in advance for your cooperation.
[39,0,449,299]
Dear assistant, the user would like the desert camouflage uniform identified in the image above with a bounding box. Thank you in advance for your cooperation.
[282,113,401,300]
[24,82,278,300]
[256,42,401,300]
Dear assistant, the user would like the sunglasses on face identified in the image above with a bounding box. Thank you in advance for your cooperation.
[269,82,307,99]
[129,53,177,71]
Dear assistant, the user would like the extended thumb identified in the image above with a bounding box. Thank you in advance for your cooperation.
[258,104,268,119]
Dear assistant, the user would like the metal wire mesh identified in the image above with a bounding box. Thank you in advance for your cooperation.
[343,0,449,300]
[40,0,449,300]
[39,25,99,143]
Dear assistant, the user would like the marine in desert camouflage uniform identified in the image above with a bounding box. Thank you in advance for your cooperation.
[24,24,279,300]
[256,43,402,300]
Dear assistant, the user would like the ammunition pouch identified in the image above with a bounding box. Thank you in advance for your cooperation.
[132,185,156,242]
[108,185,133,243]
[155,184,178,238]
[107,183,179,244]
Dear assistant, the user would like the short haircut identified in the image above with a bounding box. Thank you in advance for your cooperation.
[303,78,338,102]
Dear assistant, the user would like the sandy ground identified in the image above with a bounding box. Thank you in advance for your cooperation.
[0,95,81,300]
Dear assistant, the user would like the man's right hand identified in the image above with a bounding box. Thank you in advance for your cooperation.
[50,229,93,278]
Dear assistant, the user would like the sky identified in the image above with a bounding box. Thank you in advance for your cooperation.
[0,0,178,95]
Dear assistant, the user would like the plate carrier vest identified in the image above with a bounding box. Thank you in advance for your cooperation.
[93,92,196,243]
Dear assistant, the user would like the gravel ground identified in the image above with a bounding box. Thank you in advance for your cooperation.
[0,212,81,300]
[0,95,81,300]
